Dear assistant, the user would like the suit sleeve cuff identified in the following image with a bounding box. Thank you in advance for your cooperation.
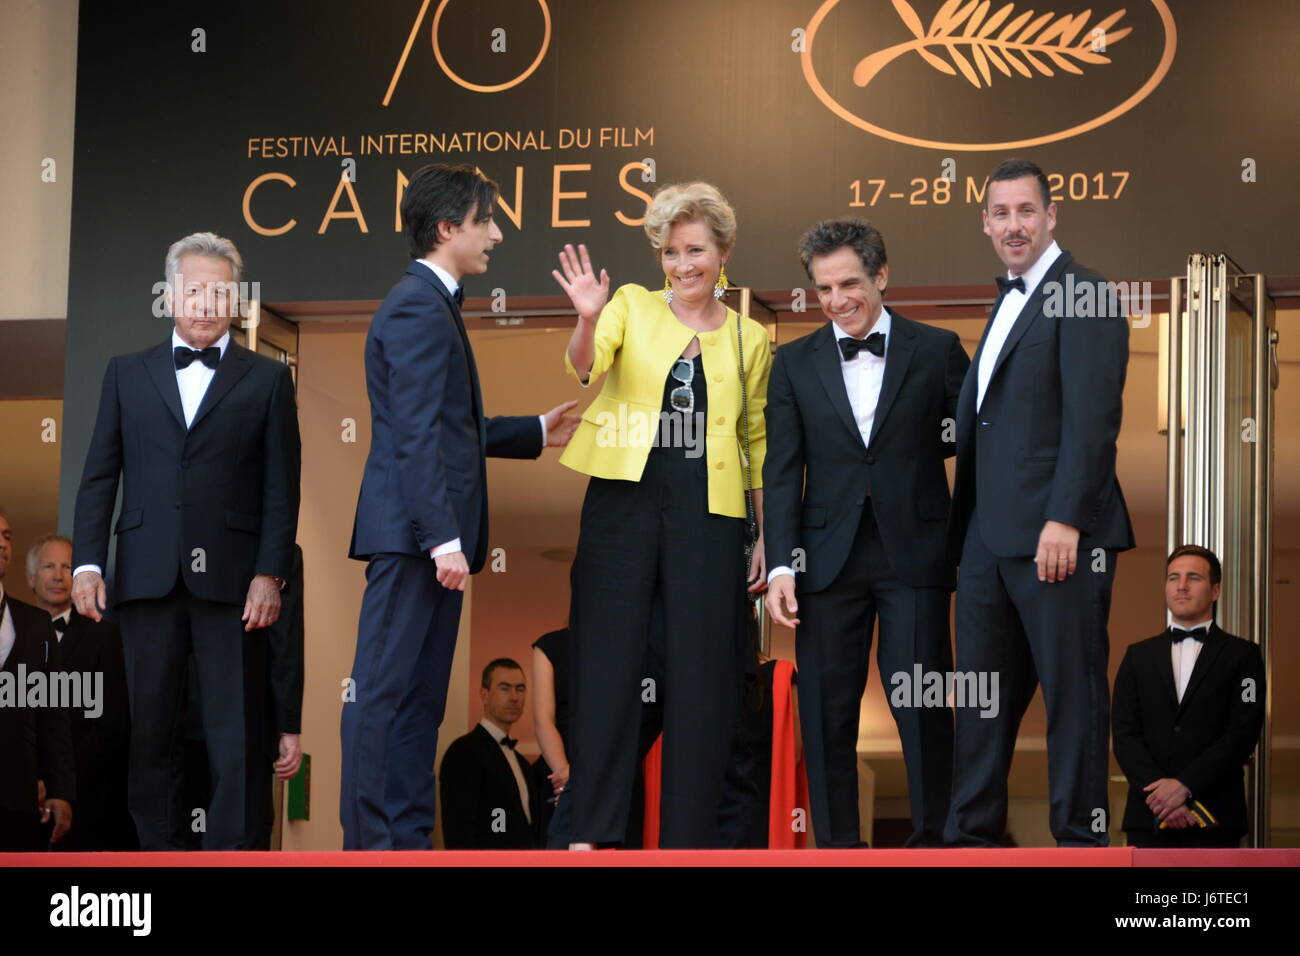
[73,565,103,579]
[767,566,795,585]
[431,538,462,558]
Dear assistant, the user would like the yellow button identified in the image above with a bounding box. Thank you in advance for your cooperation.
[715,461,725,470]
[716,416,726,426]
[714,374,723,382]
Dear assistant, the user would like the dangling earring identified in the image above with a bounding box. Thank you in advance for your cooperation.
[714,264,730,300]
[662,276,674,304]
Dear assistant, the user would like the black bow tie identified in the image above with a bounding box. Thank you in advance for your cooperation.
[1170,625,1209,643]
[174,345,221,370]
[838,332,885,361]
[452,286,465,307]
[52,616,68,634]
[500,735,517,750]
[996,275,1026,295]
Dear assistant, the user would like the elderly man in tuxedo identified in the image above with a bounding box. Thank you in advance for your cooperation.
[27,533,135,850]
[0,510,75,851]
[764,219,969,847]
[73,232,301,850]
[341,164,578,850]
[945,159,1134,847]
[1113,546,1265,848]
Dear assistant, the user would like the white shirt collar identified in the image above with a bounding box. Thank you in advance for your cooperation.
[479,717,510,743]
[0,583,6,603]
[172,328,231,356]
[416,258,460,299]
[1008,240,1062,298]
[55,608,72,625]
[831,306,892,343]
[1172,618,1213,633]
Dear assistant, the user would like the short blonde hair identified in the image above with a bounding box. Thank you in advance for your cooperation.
[643,182,736,255]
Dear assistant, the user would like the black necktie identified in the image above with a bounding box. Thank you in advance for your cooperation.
[452,286,465,307]
[174,345,221,370]
[500,735,517,750]
[838,332,885,361]
[1169,625,1208,644]
[52,616,67,635]
[995,275,1026,295]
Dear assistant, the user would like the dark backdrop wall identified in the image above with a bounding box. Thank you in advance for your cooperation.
[60,0,1300,523]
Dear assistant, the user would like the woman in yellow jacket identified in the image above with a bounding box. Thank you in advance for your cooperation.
[551,182,770,848]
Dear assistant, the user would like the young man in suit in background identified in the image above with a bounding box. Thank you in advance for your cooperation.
[0,510,75,851]
[72,232,301,850]
[439,658,538,849]
[1113,546,1265,848]
[945,158,1135,847]
[27,533,135,851]
[341,164,578,850]
[764,219,970,847]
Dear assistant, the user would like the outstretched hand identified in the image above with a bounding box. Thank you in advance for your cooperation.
[552,243,610,320]
[543,400,581,447]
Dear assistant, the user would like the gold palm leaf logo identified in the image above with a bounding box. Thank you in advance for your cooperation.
[854,0,1133,89]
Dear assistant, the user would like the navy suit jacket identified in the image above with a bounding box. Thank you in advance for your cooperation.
[947,250,1135,562]
[349,262,543,572]
[763,312,969,593]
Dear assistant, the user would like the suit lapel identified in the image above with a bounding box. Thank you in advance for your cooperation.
[1155,634,1180,711]
[405,263,485,429]
[985,251,1074,390]
[1177,625,1228,714]
[144,339,187,430]
[478,725,526,816]
[867,314,915,448]
[812,323,867,452]
[190,342,254,430]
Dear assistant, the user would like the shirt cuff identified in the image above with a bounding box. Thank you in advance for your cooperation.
[767,566,795,585]
[431,538,462,558]
[73,564,103,580]
[539,414,547,447]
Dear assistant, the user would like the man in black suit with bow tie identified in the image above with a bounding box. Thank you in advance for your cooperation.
[944,159,1135,847]
[341,164,578,850]
[1113,546,1265,848]
[439,658,538,849]
[763,219,969,847]
[72,232,301,850]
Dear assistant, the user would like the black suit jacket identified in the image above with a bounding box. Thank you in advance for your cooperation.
[57,610,130,824]
[1113,625,1265,832]
[439,724,538,849]
[349,263,543,572]
[947,251,1135,563]
[0,597,75,814]
[73,336,302,606]
[267,544,305,744]
[763,312,970,593]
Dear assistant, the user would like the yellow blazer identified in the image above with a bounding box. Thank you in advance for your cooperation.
[560,283,771,518]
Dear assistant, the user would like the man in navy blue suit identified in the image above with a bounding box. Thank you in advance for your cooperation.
[341,164,578,850]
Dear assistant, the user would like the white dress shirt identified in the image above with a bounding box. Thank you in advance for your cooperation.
[768,308,892,584]
[0,584,14,669]
[479,717,532,824]
[976,240,1062,412]
[72,328,231,583]
[1171,619,1212,703]
[414,258,547,560]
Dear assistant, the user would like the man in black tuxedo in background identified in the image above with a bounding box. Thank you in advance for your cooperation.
[27,533,135,851]
[1114,546,1265,848]
[72,232,301,850]
[763,219,970,847]
[439,658,538,849]
[0,510,75,850]
[341,164,578,850]
[945,159,1135,847]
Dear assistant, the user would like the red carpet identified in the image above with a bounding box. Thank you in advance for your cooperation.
[3,848,1296,866]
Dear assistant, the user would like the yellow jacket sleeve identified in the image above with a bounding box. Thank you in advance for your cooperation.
[738,317,772,491]
[563,284,633,387]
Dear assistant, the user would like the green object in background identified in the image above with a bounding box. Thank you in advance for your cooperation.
[288,753,310,821]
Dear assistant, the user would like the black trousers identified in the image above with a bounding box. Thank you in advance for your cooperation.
[1126,827,1245,849]
[568,449,746,848]
[945,508,1115,847]
[797,504,954,847]
[0,810,43,852]
[116,580,268,850]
